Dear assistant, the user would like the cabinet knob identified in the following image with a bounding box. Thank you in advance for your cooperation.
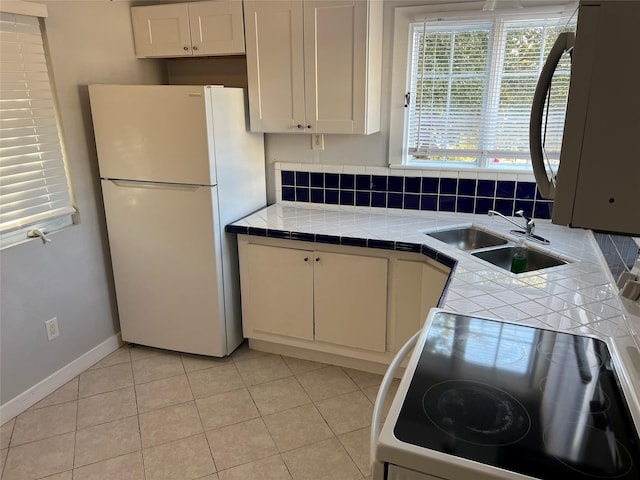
[183,46,189,51]
[315,257,320,262]
[297,124,304,129]
[304,257,309,262]
[192,45,198,51]
[306,125,312,129]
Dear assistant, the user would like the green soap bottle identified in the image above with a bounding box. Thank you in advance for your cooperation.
[511,240,528,274]
[511,250,528,273]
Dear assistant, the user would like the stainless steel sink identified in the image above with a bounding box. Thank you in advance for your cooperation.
[426,227,508,251]
[471,246,567,273]
[425,225,568,273]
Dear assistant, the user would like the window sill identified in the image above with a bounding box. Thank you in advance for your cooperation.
[0,215,76,251]
[389,163,539,181]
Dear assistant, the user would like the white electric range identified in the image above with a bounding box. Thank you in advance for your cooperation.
[372,309,640,480]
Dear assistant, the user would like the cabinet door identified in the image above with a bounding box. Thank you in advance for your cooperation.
[244,0,306,132]
[244,244,314,340]
[131,4,192,58]
[188,1,245,55]
[391,260,449,352]
[304,0,366,133]
[314,251,388,352]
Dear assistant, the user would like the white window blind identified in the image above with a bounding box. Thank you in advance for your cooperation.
[0,11,74,246]
[406,9,575,168]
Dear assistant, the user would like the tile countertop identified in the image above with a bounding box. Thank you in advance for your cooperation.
[227,203,640,429]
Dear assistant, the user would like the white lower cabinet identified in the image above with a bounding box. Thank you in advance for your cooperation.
[238,235,451,368]
[245,244,314,340]
[391,259,447,351]
[313,249,388,352]
[244,243,388,352]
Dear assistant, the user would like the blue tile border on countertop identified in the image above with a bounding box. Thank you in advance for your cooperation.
[280,170,554,220]
[266,229,290,239]
[340,237,369,248]
[315,234,341,245]
[291,232,315,242]
[395,242,423,253]
[225,224,458,271]
[247,227,268,237]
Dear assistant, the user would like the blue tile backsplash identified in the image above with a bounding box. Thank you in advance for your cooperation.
[593,232,640,280]
[280,169,554,219]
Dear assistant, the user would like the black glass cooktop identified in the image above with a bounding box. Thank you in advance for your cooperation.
[394,312,640,479]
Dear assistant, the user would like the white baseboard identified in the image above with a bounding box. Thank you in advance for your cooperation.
[0,333,122,424]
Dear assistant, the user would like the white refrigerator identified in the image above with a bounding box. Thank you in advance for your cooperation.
[88,85,265,357]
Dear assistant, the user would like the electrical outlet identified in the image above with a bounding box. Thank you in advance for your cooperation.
[45,317,59,341]
[311,134,324,151]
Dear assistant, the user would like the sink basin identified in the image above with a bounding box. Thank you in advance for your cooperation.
[426,227,508,251]
[472,246,568,273]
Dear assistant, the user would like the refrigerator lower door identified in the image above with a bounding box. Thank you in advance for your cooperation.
[101,179,228,356]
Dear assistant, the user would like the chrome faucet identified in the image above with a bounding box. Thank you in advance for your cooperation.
[488,209,535,235]
[488,210,549,244]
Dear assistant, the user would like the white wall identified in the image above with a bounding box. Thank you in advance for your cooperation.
[0,1,165,407]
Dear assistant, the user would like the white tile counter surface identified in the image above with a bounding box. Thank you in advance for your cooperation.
[229,203,640,430]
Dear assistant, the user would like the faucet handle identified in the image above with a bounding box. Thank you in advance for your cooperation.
[515,210,535,234]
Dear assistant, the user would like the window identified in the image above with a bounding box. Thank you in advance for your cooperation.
[0,9,75,248]
[391,4,577,169]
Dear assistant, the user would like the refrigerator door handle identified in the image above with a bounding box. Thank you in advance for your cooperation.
[106,179,205,190]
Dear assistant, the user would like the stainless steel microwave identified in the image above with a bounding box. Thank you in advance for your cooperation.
[530,0,640,236]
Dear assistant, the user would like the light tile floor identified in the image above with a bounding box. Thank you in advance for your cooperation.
[0,342,399,480]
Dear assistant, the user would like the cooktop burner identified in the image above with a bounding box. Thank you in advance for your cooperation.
[537,335,604,370]
[538,375,611,415]
[542,423,634,477]
[422,379,531,446]
[393,312,640,479]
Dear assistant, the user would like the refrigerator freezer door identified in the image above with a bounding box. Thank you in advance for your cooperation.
[101,179,228,356]
[89,85,216,185]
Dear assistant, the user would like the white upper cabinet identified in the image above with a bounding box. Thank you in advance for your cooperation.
[243,1,306,133]
[131,1,245,58]
[244,0,383,134]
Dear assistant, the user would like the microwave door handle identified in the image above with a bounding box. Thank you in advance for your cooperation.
[530,31,575,199]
